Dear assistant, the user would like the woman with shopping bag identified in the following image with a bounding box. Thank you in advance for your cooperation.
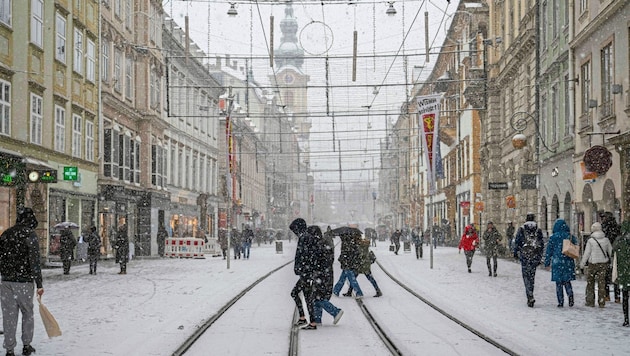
[544,219,577,307]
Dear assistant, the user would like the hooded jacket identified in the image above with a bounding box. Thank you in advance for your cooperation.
[291,218,316,278]
[0,208,43,288]
[580,222,612,268]
[458,225,479,251]
[544,219,576,282]
[513,220,545,263]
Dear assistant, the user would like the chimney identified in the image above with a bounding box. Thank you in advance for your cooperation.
[215,56,221,69]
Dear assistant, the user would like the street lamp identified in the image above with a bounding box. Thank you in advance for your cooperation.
[510,111,556,153]
[372,190,377,225]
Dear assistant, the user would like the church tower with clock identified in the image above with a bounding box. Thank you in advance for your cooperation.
[272,2,311,137]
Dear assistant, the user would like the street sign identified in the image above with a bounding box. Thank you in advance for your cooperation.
[63,166,78,181]
[521,174,537,189]
[488,182,508,190]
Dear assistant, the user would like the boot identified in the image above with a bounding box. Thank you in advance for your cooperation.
[374,290,383,297]
[342,290,353,297]
[569,295,574,307]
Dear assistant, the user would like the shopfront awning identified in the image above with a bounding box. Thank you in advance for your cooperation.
[22,157,55,170]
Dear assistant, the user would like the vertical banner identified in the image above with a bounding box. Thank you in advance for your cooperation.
[417,94,442,193]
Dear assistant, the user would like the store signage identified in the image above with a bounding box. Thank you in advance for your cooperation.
[27,170,58,183]
[63,166,78,181]
[488,182,508,190]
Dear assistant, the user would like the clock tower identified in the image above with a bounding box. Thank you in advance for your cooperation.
[271,2,311,137]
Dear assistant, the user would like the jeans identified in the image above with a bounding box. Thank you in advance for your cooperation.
[313,299,341,324]
[520,260,539,301]
[555,281,574,305]
[464,250,475,268]
[333,269,363,296]
[242,242,251,259]
[346,271,380,294]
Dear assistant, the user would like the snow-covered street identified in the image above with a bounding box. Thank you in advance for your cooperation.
[22,240,629,355]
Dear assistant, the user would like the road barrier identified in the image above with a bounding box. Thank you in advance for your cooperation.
[165,238,205,259]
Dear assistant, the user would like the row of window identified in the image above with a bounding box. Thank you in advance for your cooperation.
[54,103,95,161]
[55,11,97,82]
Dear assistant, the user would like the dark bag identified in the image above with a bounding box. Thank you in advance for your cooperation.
[389,244,395,252]
[369,250,376,264]
[520,228,541,259]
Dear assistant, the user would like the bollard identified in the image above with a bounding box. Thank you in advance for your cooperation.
[275,240,283,254]
[403,241,411,253]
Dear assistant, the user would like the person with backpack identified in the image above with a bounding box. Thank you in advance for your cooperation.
[513,213,545,307]
[84,226,102,274]
[580,222,613,308]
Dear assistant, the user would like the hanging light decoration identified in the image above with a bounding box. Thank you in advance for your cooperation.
[227,3,238,17]
[386,2,397,16]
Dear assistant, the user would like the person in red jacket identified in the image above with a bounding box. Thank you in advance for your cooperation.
[459,224,480,273]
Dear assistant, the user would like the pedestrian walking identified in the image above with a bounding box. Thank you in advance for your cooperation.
[390,229,401,255]
[84,226,101,275]
[543,219,577,307]
[601,211,621,303]
[301,225,344,330]
[114,224,129,274]
[513,213,545,308]
[241,225,254,259]
[332,230,364,298]
[0,207,44,356]
[218,228,228,259]
[290,218,317,328]
[612,220,630,326]
[157,225,168,257]
[231,228,242,259]
[411,227,423,259]
[342,238,382,297]
[580,222,612,308]
[482,222,502,277]
[60,227,77,275]
[458,224,479,273]
[506,221,515,254]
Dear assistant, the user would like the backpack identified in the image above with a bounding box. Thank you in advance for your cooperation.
[369,250,376,264]
[520,227,540,259]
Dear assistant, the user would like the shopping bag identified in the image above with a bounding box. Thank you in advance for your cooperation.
[561,239,580,259]
[37,295,62,338]
[389,244,395,252]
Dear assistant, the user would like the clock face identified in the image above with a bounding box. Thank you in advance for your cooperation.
[284,73,294,84]
[28,171,39,182]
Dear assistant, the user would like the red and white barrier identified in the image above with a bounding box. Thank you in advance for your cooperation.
[164,238,205,259]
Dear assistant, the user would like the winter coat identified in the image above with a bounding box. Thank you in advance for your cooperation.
[612,222,630,288]
[218,229,228,249]
[309,226,334,300]
[513,221,545,264]
[0,208,43,288]
[114,227,130,264]
[601,214,621,245]
[544,219,576,282]
[458,225,479,251]
[291,218,317,279]
[506,224,515,239]
[580,223,612,269]
[84,231,102,258]
[356,239,374,275]
[60,229,77,261]
[482,227,502,254]
[230,230,241,249]
[390,231,401,245]
[338,234,361,270]
[242,228,254,244]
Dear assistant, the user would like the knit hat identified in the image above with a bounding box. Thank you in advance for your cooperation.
[16,207,38,229]
[591,222,602,232]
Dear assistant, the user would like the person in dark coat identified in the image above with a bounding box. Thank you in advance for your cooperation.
[342,237,382,297]
[218,228,228,259]
[241,225,254,259]
[482,222,502,277]
[84,226,101,275]
[544,219,577,307]
[60,227,77,275]
[0,207,44,356]
[459,224,479,273]
[390,230,401,255]
[332,231,364,298]
[290,218,317,328]
[506,221,515,253]
[157,225,168,257]
[613,221,630,326]
[601,211,621,303]
[513,213,545,307]
[114,224,129,274]
[411,227,423,259]
[302,225,343,330]
[231,228,241,259]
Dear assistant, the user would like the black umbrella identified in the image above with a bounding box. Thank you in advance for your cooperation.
[331,226,362,236]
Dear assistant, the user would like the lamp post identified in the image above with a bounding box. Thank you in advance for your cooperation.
[372,190,377,225]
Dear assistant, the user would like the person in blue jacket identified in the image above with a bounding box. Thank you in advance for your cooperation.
[544,219,577,307]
